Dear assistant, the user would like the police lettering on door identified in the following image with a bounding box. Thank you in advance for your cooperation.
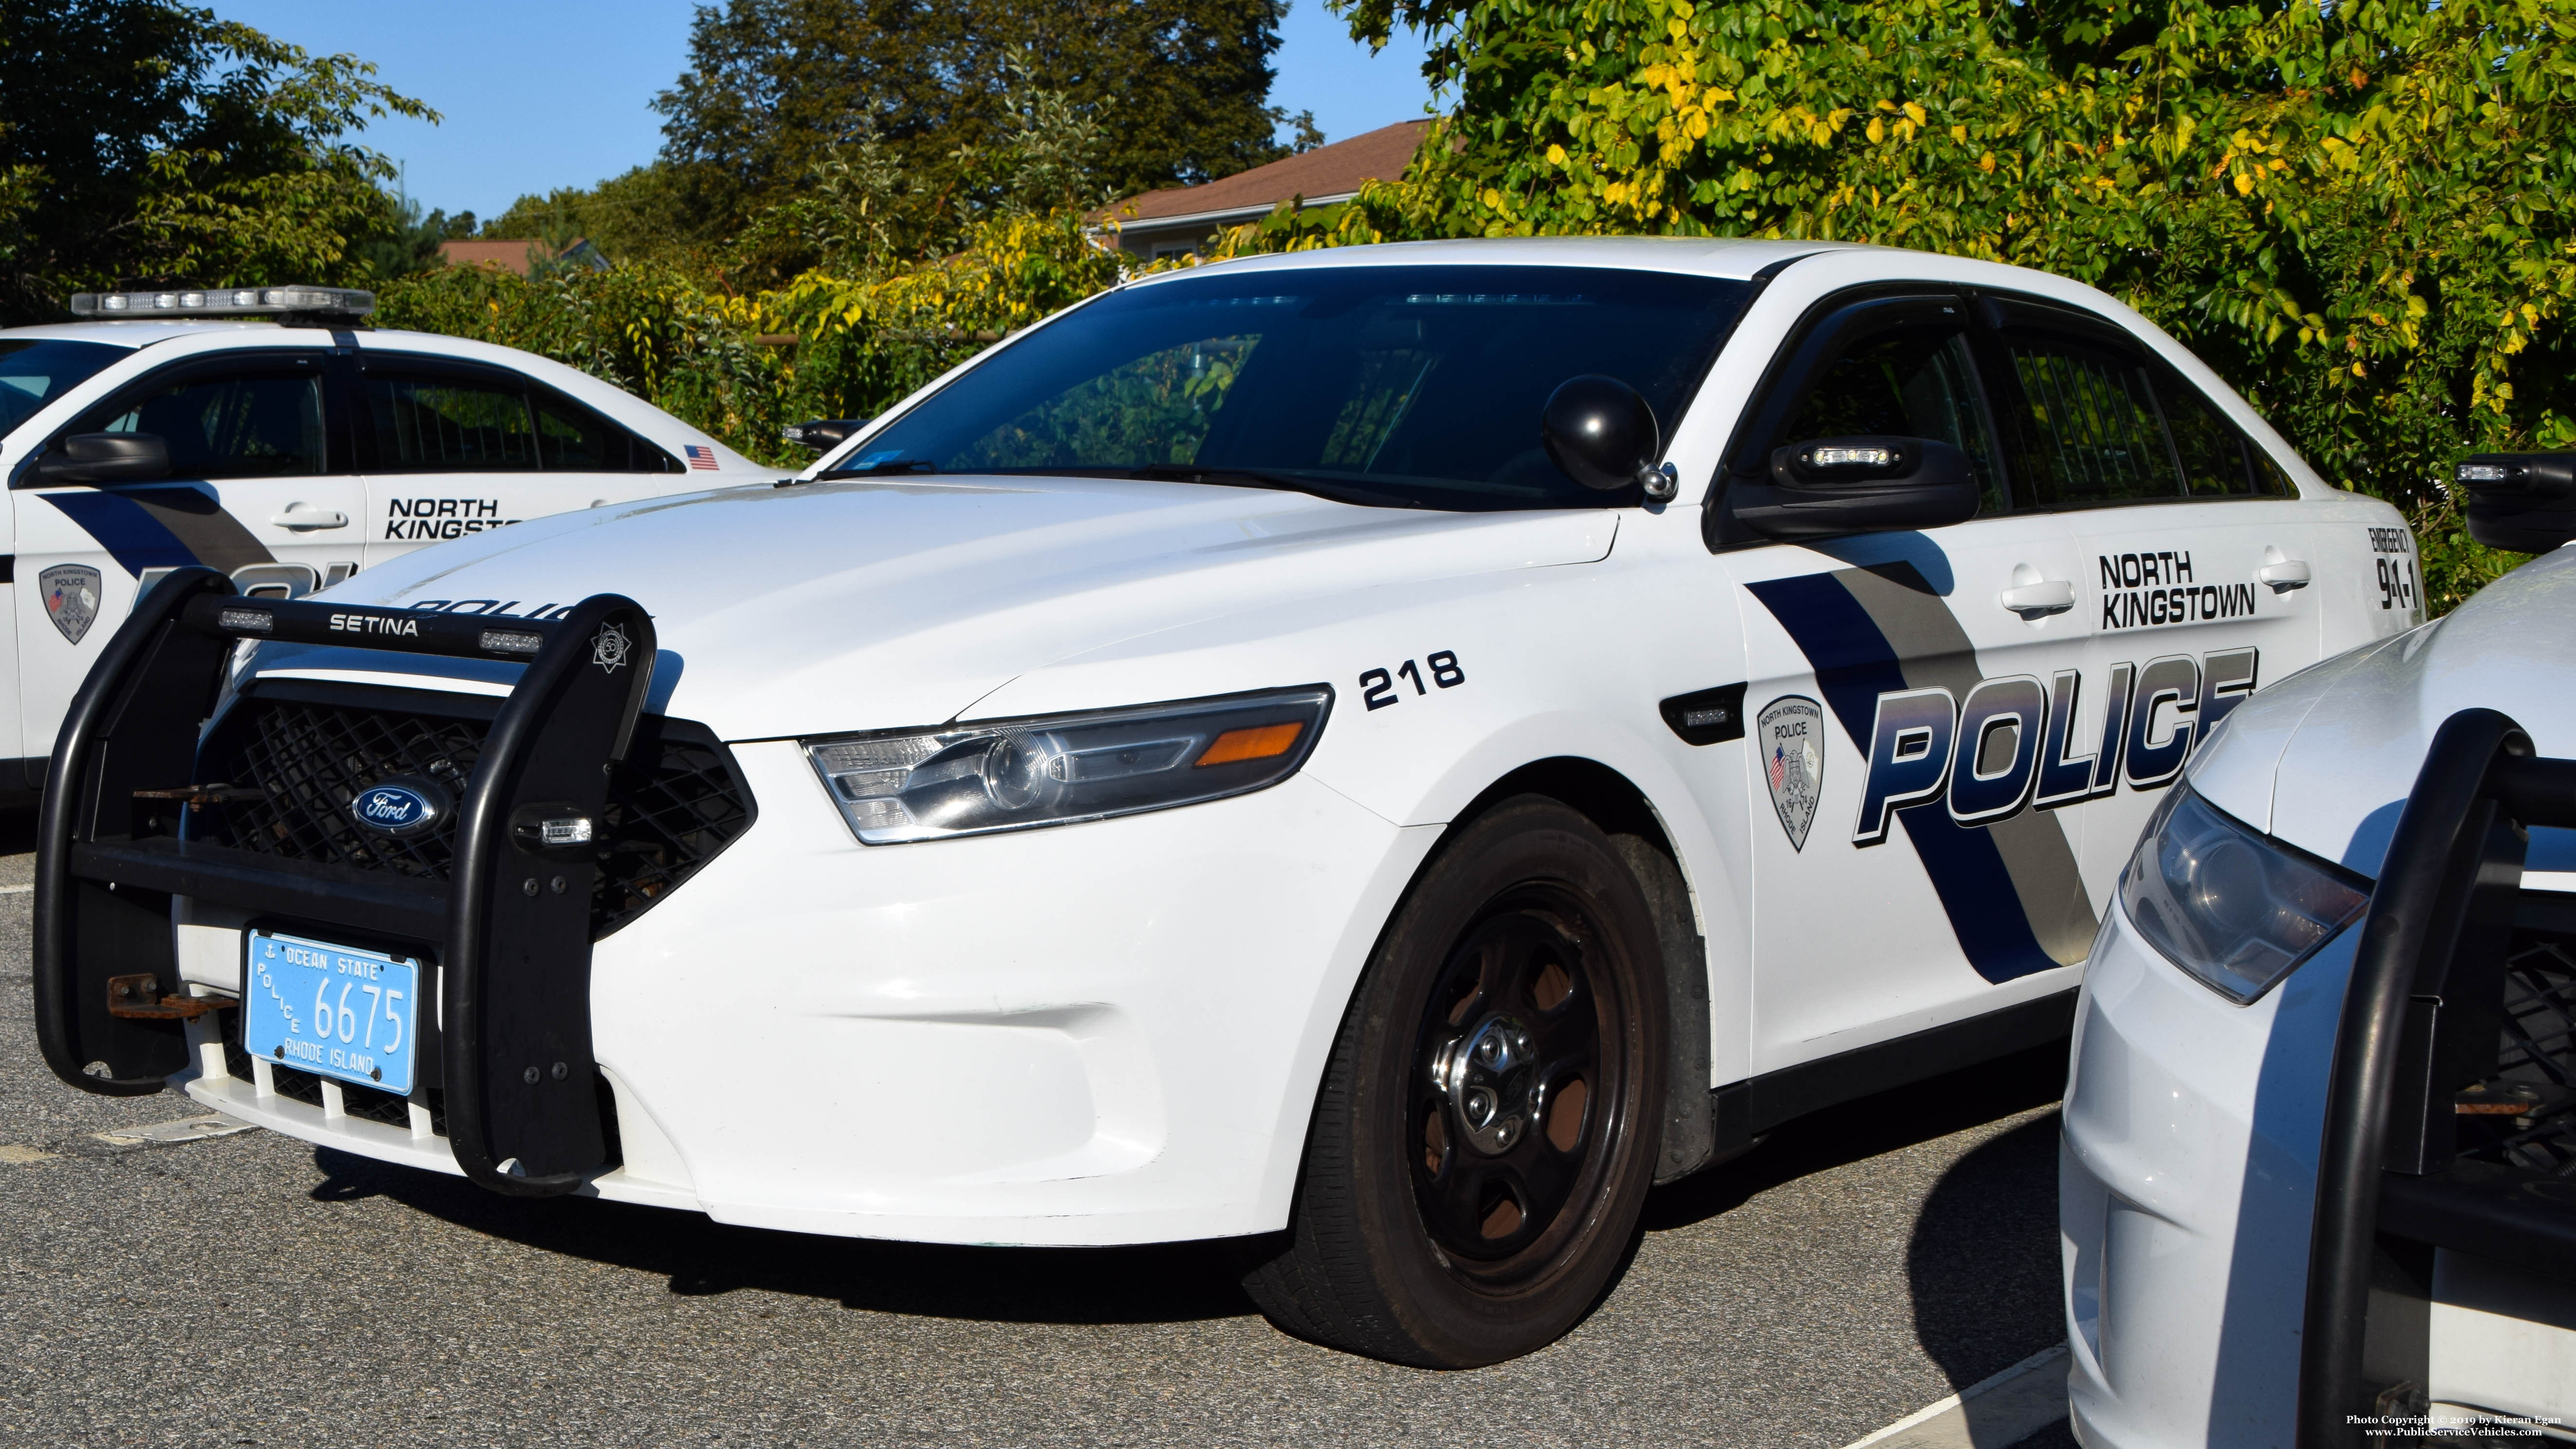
[1850,646,2256,846]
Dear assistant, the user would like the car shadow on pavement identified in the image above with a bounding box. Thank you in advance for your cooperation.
[303,1039,2070,1333]
[1641,1041,2071,1398]
[1639,1040,2068,1235]
[1905,1113,2066,1390]
[308,1146,1261,1323]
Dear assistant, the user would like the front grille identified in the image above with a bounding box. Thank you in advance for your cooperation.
[219,699,481,878]
[193,686,755,939]
[2457,927,2576,1174]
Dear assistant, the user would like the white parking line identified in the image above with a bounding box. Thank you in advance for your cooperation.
[90,1114,256,1149]
[0,1143,58,1165]
[1842,1342,2070,1449]
[0,884,31,895]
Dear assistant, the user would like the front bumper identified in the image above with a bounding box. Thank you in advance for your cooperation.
[176,760,1421,1243]
[40,578,1438,1245]
[2060,900,2358,1448]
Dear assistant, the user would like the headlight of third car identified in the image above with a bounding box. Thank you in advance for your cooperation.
[2119,783,2370,1004]
[802,686,1332,844]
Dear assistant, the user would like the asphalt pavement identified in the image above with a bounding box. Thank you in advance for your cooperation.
[0,826,2079,1448]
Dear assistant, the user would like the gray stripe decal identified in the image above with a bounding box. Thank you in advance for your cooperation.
[1835,563,2098,965]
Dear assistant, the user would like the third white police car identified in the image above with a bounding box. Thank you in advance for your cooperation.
[2062,460,2576,1444]
[0,284,764,796]
[37,239,2417,1367]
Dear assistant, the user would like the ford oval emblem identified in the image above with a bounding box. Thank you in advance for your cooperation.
[348,777,450,838]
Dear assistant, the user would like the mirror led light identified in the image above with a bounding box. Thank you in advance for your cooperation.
[2119,785,2369,1004]
[804,688,1331,844]
[1809,446,1895,467]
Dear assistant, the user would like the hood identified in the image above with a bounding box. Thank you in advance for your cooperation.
[2188,545,2576,879]
[264,474,1617,739]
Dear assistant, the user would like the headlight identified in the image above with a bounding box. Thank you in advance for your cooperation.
[2119,784,2369,1004]
[803,686,1332,844]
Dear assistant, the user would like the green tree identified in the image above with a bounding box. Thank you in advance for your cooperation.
[0,0,434,322]
[482,166,711,265]
[728,47,1118,278]
[654,0,1296,248]
[348,199,477,283]
[1260,0,2576,522]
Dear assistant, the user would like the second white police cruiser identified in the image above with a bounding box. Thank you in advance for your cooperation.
[0,284,765,795]
[36,239,2416,1367]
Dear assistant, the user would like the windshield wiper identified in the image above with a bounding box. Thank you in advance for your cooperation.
[814,458,941,480]
[1120,463,1420,509]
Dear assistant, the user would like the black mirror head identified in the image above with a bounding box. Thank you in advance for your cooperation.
[1542,375,1661,493]
[38,432,170,485]
[1722,435,1979,541]
[782,418,868,452]
[2457,453,2576,552]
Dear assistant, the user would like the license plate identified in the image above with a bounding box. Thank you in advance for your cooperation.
[241,931,422,1096]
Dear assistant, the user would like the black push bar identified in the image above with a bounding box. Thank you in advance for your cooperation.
[34,567,657,1198]
[2297,709,2576,1443]
[177,592,567,662]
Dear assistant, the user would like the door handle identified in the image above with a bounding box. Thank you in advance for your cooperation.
[1999,578,2075,619]
[270,505,348,530]
[2258,547,2311,593]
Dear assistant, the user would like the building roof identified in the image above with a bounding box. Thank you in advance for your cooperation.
[437,238,605,275]
[1101,120,1432,231]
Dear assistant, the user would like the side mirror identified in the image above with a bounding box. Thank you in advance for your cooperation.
[1723,435,1979,541]
[2457,453,2576,552]
[1542,377,1674,500]
[38,432,170,485]
[782,418,868,452]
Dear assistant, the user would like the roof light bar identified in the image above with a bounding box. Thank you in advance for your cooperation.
[67,285,375,319]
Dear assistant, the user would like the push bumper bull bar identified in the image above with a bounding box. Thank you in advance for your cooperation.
[2297,708,2576,1442]
[32,566,657,1198]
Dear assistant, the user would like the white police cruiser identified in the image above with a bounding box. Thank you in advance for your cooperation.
[2062,462,2576,1444]
[0,284,764,795]
[36,240,2417,1368]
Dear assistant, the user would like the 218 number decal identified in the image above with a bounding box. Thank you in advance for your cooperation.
[1361,650,1465,710]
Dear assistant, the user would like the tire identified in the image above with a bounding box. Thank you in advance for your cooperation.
[1240,795,1670,1366]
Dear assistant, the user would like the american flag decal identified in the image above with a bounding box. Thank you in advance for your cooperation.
[684,444,718,471]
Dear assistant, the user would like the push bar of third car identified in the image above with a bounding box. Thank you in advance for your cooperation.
[178,593,569,662]
[31,567,657,1200]
[2297,711,2576,1446]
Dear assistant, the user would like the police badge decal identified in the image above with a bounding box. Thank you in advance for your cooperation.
[1758,695,1825,851]
[39,564,101,645]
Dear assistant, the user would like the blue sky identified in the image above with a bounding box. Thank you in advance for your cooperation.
[212,1,1436,222]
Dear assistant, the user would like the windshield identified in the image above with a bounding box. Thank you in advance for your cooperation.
[842,265,1752,510]
[0,339,127,440]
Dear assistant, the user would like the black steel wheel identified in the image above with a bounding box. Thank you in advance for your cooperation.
[1239,796,1669,1366]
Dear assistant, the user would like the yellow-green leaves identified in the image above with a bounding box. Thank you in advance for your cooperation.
[1226,0,2576,511]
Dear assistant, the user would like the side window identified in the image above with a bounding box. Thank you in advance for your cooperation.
[1768,320,2007,514]
[75,370,325,479]
[532,389,679,472]
[2249,446,2294,496]
[1997,335,2182,507]
[365,373,539,471]
[2158,375,2253,496]
[2158,373,2295,498]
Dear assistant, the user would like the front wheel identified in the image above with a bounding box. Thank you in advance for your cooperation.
[1241,796,1670,1366]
